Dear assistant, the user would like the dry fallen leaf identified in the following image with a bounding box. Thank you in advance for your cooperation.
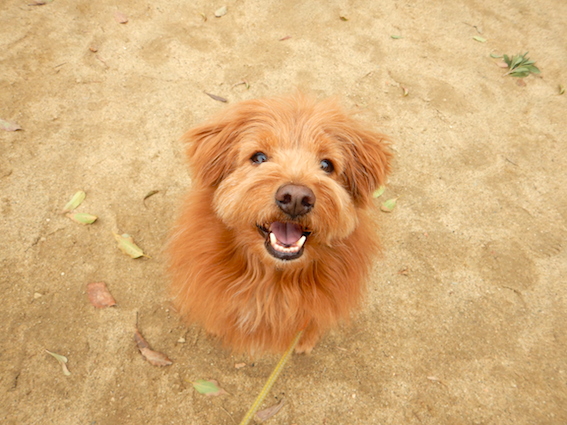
[214,6,227,17]
[427,375,447,387]
[0,118,22,131]
[28,0,54,6]
[204,92,228,102]
[134,330,173,366]
[113,233,148,258]
[256,398,285,422]
[231,80,250,90]
[192,379,227,396]
[114,11,129,24]
[62,190,86,213]
[87,282,116,308]
[143,190,160,203]
[45,349,71,376]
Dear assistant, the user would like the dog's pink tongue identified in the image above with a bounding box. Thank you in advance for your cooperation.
[270,222,302,245]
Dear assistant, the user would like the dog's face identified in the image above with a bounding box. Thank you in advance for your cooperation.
[185,95,391,265]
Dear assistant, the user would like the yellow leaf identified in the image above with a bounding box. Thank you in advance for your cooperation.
[62,191,86,213]
[45,349,71,376]
[113,233,149,258]
[214,6,227,17]
[66,212,98,225]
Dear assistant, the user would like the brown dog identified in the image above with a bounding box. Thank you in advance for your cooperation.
[168,94,392,355]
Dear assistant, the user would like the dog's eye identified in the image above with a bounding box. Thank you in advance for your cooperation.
[251,152,268,164]
[320,159,334,174]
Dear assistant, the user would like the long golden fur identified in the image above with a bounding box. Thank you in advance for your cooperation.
[168,94,392,355]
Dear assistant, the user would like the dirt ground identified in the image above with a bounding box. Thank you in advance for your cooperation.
[1,0,566,424]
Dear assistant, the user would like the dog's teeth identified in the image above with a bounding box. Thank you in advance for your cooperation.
[269,232,277,246]
[269,232,306,254]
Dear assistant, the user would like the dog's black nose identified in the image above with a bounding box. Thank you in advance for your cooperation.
[275,184,315,217]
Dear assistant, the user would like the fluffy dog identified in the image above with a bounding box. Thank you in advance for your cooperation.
[168,94,392,355]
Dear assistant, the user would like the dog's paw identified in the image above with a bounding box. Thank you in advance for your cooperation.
[294,345,314,355]
[294,332,318,354]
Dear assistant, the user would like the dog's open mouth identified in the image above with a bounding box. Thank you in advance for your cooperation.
[257,222,311,261]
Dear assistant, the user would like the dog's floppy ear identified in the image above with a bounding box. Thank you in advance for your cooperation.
[340,125,392,207]
[182,114,240,187]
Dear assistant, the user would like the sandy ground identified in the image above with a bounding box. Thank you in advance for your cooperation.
[1,0,566,424]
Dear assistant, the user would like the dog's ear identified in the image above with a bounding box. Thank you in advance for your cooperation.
[339,125,392,207]
[182,115,239,187]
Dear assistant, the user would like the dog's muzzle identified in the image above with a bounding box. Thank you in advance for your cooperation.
[257,222,311,261]
[256,184,315,260]
[275,184,315,218]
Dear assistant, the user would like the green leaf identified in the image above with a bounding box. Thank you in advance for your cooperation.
[62,191,86,213]
[372,186,386,198]
[66,212,98,225]
[502,52,540,77]
[192,379,227,396]
[391,35,402,39]
[472,36,486,43]
[490,53,502,59]
[380,197,398,213]
[511,66,530,74]
[510,55,523,69]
